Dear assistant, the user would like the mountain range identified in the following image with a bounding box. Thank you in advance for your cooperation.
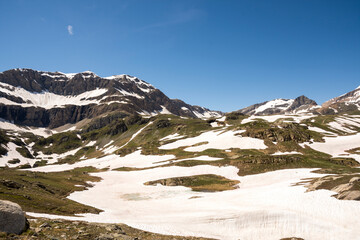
[0,68,360,239]
[0,69,359,130]
[0,68,221,128]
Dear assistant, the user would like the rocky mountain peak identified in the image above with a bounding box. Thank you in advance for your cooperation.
[237,95,319,116]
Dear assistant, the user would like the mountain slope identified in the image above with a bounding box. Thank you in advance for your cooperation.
[0,69,221,128]
[319,86,360,114]
[237,95,319,116]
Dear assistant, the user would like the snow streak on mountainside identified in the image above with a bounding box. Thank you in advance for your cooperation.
[0,69,221,128]
[237,95,320,116]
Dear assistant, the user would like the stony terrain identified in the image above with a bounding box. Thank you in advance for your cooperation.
[1,217,213,240]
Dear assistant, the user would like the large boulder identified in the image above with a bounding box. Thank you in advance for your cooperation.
[0,200,27,234]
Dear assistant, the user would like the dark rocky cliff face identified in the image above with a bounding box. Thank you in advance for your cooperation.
[0,69,222,128]
[287,95,317,112]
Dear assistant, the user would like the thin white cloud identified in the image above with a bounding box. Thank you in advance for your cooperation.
[67,25,73,35]
[136,8,205,32]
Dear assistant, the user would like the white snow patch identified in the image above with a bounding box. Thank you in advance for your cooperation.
[217,116,226,122]
[160,129,267,152]
[0,142,34,167]
[272,151,302,155]
[30,150,175,172]
[307,126,336,135]
[180,156,223,161]
[34,147,82,165]
[103,140,114,148]
[159,133,184,141]
[242,115,315,124]
[255,99,294,114]
[85,141,96,147]
[210,122,220,127]
[116,88,144,99]
[305,133,360,162]
[0,119,52,137]
[0,82,108,109]
[159,106,172,115]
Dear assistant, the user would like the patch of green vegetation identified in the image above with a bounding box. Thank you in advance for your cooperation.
[145,174,239,192]
[32,160,48,168]
[16,146,33,159]
[0,167,102,216]
[18,164,31,169]
[33,132,82,154]
[81,119,128,140]
[225,112,246,121]
[7,159,20,164]
[12,138,25,146]
[115,115,212,157]
[0,130,9,156]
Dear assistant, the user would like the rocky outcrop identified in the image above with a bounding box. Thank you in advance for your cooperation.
[306,175,360,201]
[241,122,312,143]
[0,200,27,234]
[12,218,212,240]
[287,95,318,113]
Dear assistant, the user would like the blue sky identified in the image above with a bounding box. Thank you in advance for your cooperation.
[0,0,359,112]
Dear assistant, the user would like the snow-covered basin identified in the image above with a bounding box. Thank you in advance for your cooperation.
[159,129,267,152]
[305,132,360,162]
[28,167,360,240]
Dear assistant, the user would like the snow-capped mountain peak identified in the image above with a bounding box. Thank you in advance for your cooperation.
[237,95,319,116]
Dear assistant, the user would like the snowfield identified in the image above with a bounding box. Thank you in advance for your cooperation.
[159,129,267,151]
[27,167,360,240]
[305,132,360,162]
[254,99,294,114]
[29,150,176,172]
[0,118,53,137]
[241,114,315,124]
[2,112,360,239]
[0,82,108,109]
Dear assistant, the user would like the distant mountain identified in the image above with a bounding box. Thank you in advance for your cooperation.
[237,95,319,116]
[0,68,222,128]
[319,86,360,114]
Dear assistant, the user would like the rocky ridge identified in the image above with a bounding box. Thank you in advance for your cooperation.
[318,86,360,114]
[237,95,319,116]
[0,69,221,128]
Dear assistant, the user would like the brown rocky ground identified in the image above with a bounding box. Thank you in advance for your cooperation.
[0,217,214,240]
